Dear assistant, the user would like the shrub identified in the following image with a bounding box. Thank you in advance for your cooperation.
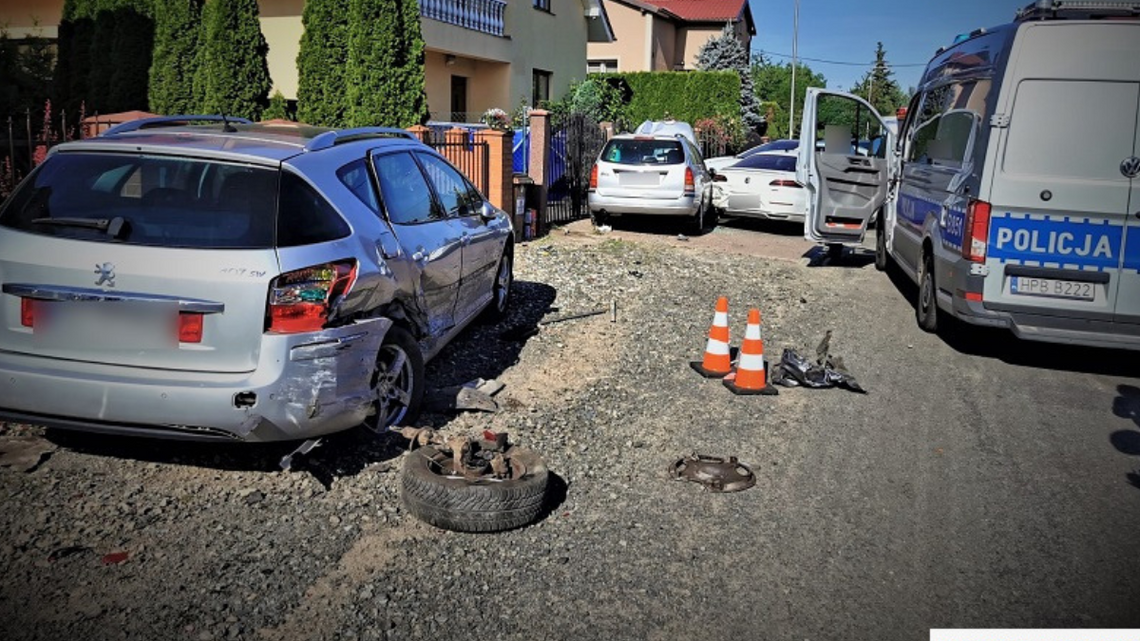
[296,0,350,127]
[345,0,428,127]
[149,0,203,115]
[262,90,291,121]
[480,108,511,132]
[198,0,272,120]
[594,71,740,130]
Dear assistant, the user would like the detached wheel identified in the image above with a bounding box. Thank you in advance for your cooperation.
[917,251,939,333]
[367,326,424,430]
[401,445,549,532]
[874,212,889,272]
[481,248,512,322]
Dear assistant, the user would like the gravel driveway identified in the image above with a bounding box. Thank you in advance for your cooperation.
[3,221,1139,640]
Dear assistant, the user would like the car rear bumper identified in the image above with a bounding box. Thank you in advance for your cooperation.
[951,297,1140,350]
[0,318,391,442]
[726,203,805,222]
[588,193,698,217]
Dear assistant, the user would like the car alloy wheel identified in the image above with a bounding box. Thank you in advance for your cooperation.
[368,326,424,430]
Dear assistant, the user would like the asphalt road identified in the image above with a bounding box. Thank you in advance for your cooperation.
[567,215,1140,633]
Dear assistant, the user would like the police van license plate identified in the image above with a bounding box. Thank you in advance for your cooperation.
[1009,276,1094,301]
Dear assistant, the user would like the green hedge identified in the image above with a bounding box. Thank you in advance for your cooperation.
[594,71,741,128]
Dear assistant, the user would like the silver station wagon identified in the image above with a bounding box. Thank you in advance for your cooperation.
[0,117,514,442]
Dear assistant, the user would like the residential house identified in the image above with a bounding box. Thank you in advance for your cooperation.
[0,0,615,123]
[586,0,753,73]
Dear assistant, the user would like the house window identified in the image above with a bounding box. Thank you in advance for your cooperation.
[533,0,551,11]
[587,59,618,74]
[532,69,552,107]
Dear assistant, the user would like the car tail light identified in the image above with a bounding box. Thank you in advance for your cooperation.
[178,312,204,343]
[962,199,991,263]
[684,167,695,195]
[589,163,598,192]
[20,298,35,327]
[266,260,358,334]
[769,179,802,188]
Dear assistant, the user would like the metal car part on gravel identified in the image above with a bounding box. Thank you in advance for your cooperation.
[669,454,756,493]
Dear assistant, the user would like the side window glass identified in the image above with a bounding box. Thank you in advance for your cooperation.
[336,159,380,214]
[815,93,880,155]
[907,80,989,168]
[277,172,351,247]
[372,152,437,225]
[417,153,477,217]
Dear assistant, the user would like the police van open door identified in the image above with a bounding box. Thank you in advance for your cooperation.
[796,88,893,245]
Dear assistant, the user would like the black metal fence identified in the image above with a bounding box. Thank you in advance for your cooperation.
[545,113,606,227]
[1,105,84,200]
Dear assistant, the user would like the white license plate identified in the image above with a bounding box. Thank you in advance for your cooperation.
[34,301,177,349]
[1009,276,1095,301]
[618,172,661,187]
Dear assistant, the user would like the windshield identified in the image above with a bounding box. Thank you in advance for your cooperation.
[740,140,799,158]
[0,152,278,249]
[600,139,686,166]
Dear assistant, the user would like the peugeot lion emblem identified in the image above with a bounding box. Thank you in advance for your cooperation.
[94,262,116,287]
[1123,156,1140,179]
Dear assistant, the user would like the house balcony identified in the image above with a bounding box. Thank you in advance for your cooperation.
[419,0,506,37]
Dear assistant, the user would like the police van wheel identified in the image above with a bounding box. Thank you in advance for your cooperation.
[917,252,939,333]
[874,213,889,272]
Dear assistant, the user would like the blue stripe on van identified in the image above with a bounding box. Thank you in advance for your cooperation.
[1125,230,1140,273]
[988,213,1123,271]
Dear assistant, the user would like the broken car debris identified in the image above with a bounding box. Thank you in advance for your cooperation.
[769,331,867,394]
[399,427,550,532]
[425,378,505,414]
[670,454,756,493]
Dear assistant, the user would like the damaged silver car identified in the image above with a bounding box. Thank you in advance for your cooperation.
[0,117,514,442]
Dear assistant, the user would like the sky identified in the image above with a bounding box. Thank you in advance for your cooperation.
[749,0,1024,91]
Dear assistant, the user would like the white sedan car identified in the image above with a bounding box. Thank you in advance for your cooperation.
[704,139,800,172]
[711,152,807,222]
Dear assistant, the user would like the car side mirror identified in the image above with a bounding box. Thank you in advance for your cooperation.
[479,201,498,222]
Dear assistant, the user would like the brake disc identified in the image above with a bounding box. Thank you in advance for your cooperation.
[669,454,756,493]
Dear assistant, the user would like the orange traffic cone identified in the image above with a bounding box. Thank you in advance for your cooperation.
[690,296,732,378]
[724,309,778,396]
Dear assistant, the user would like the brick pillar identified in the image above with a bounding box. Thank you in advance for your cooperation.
[475,128,511,212]
[406,124,430,143]
[527,109,551,234]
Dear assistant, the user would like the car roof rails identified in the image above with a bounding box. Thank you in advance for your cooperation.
[1015,0,1140,22]
[100,115,254,137]
[304,127,420,152]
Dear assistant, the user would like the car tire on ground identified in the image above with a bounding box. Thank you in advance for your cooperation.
[367,325,425,430]
[917,250,940,333]
[400,445,549,533]
[874,211,889,272]
[480,247,513,323]
[688,197,707,235]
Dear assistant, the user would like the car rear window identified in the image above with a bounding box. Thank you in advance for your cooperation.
[734,154,797,172]
[600,139,686,166]
[0,152,350,249]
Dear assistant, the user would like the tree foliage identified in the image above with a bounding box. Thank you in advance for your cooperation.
[695,23,763,132]
[262,90,291,121]
[296,0,351,126]
[55,0,153,115]
[1,25,56,118]
[345,0,428,127]
[751,53,827,139]
[198,0,272,120]
[149,0,203,115]
[850,42,908,116]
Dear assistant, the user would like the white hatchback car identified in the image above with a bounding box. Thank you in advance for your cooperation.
[587,124,716,233]
[711,152,807,222]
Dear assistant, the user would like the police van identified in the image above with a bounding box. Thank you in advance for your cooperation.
[795,0,1140,350]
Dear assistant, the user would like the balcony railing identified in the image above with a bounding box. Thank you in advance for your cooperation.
[419,0,507,37]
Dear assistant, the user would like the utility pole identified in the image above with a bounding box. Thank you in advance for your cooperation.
[788,0,800,138]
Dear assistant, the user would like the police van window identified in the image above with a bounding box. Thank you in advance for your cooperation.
[908,80,990,168]
[1002,79,1136,181]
